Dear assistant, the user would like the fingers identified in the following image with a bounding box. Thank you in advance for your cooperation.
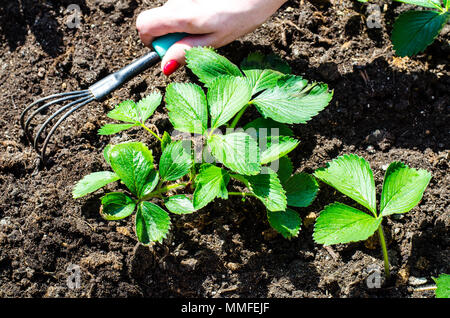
[136,5,217,76]
[136,7,179,46]
[161,34,216,75]
[136,6,212,47]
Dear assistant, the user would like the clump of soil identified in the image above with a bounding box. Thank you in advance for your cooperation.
[0,0,448,297]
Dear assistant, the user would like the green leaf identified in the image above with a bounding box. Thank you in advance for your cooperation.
[103,144,113,165]
[277,156,294,185]
[140,170,160,198]
[284,173,319,208]
[244,117,294,138]
[161,131,172,152]
[314,154,377,215]
[98,123,136,135]
[73,171,120,199]
[193,164,230,209]
[108,142,157,198]
[394,0,443,9]
[233,169,287,212]
[107,93,162,124]
[252,83,333,124]
[107,100,137,123]
[380,162,431,216]
[100,192,136,220]
[241,52,291,74]
[208,76,252,129]
[186,47,242,86]
[267,208,301,239]
[260,136,300,165]
[135,92,162,123]
[245,120,297,165]
[244,69,285,95]
[164,195,196,214]
[208,132,261,175]
[313,203,381,245]
[165,83,208,134]
[278,75,310,93]
[135,201,171,244]
[392,10,449,57]
[159,141,193,181]
[433,274,450,298]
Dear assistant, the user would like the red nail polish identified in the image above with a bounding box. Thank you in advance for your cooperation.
[163,60,180,76]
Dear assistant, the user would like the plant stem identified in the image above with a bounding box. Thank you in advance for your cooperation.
[377,223,391,279]
[156,179,163,192]
[141,123,163,143]
[158,182,188,194]
[428,0,445,12]
[428,0,448,13]
[188,166,196,184]
[230,102,252,129]
[228,191,256,197]
[141,182,188,201]
[414,285,437,292]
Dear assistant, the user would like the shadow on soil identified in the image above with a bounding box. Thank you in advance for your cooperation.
[406,217,450,278]
[224,40,449,159]
[126,200,321,297]
[0,0,88,57]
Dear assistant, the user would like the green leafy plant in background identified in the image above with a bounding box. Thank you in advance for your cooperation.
[392,0,449,57]
[313,154,431,278]
[73,47,332,244]
[433,273,450,298]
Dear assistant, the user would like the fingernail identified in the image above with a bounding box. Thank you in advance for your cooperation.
[163,60,180,76]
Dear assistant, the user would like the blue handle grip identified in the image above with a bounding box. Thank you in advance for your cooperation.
[152,33,188,58]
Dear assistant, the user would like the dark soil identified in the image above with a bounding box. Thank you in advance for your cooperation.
[0,0,448,298]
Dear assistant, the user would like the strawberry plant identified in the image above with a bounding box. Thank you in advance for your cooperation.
[313,154,431,278]
[433,273,450,298]
[392,0,449,57]
[73,47,333,244]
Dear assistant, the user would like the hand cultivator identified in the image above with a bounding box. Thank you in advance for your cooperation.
[20,33,186,162]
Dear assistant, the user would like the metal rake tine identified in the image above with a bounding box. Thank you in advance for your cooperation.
[40,96,95,161]
[22,49,166,162]
[22,91,91,141]
[33,96,92,151]
[24,93,90,140]
[20,90,89,130]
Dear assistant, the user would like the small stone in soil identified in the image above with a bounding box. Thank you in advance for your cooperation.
[408,276,428,286]
[0,218,11,227]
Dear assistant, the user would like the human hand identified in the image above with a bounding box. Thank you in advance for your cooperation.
[136,0,287,75]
